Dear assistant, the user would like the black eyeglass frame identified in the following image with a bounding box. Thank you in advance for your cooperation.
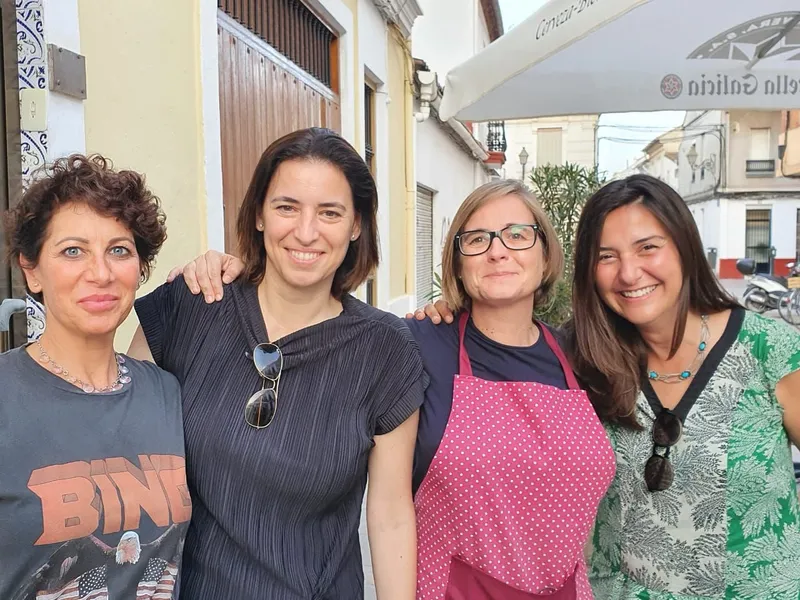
[455,223,542,257]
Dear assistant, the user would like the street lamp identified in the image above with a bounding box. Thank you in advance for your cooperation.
[519,147,529,181]
[686,143,716,173]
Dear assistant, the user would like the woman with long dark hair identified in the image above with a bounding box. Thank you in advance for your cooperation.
[128,128,424,599]
[571,175,800,599]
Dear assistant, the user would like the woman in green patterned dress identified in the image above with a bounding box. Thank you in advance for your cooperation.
[571,174,800,599]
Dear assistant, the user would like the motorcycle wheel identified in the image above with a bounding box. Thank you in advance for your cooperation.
[743,289,768,314]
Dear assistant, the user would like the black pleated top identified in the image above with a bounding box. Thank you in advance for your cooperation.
[134,277,426,600]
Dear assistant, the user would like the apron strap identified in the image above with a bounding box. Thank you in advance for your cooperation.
[538,325,581,390]
[458,311,473,377]
[459,311,580,389]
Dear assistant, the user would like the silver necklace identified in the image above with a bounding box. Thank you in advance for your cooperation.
[647,315,709,383]
[35,339,131,393]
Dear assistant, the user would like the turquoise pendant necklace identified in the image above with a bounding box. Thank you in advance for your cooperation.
[648,315,709,383]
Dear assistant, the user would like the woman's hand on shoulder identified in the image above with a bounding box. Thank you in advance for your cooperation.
[165,250,245,303]
[405,299,455,324]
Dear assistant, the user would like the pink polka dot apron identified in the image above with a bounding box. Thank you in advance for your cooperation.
[415,312,616,600]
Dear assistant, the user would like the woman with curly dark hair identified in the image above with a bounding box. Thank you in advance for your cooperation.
[0,155,191,600]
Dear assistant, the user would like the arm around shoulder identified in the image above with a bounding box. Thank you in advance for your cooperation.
[128,326,154,362]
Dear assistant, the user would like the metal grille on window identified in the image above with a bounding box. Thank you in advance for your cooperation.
[745,209,772,274]
[487,121,507,152]
[217,0,336,88]
[364,83,375,174]
[416,187,434,308]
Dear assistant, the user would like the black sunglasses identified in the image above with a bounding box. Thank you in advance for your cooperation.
[245,343,283,428]
[644,409,683,491]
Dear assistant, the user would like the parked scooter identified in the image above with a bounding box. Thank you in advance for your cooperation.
[735,258,800,313]
[0,298,27,352]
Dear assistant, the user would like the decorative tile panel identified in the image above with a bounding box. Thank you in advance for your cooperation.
[16,0,47,341]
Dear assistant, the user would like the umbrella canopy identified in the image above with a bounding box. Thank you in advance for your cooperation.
[439,0,800,121]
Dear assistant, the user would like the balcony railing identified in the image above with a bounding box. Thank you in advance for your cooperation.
[486,121,507,153]
[746,159,776,177]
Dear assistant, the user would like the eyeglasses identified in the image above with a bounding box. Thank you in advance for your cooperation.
[245,343,283,428]
[455,224,541,256]
[644,409,683,491]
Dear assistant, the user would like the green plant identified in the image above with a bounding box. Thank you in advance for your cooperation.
[426,270,443,302]
[529,162,606,326]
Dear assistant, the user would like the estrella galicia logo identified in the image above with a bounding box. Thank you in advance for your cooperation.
[688,12,800,62]
[661,12,800,99]
[660,74,683,99]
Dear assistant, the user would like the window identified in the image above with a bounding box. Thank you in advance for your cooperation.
[364,83,375,174]
[217,0,337,90]
[745,209,772,274]
[364,82,376,304]
[750,128,771,160]
[536,128,563,167]
[415,186,434,308]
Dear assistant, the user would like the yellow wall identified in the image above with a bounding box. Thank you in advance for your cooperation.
[78,0,209,348]
[387,27,412,298]
[341,0,361,152]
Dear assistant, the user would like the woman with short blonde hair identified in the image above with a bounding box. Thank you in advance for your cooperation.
[438,179,564,314]
[407,179,612,599]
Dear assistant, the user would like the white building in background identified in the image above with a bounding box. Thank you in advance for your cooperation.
[503,115,599,181]
[409,0,505,307]
[678,110,800,279]
[612,128,682,189]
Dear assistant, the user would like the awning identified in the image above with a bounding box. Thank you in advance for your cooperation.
[439,0,800,121]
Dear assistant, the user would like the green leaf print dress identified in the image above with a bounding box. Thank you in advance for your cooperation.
[589,309,800,599]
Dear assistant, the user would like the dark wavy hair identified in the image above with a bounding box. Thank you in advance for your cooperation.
[4,154,167,301]
[568,174,738,429]
[237,127,379,298]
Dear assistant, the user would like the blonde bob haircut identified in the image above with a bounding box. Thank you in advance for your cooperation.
[440,179,564,313]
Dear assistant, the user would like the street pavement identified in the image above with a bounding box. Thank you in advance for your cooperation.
[357,278,797,598]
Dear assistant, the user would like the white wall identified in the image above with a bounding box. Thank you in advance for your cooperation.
[43,0,85,158]
[416,120,483,283]
[643,153,679,190]
[358,0,391,309]
[677,111,723,200]
[772,200,799,259]
[690,199,721,257]
[502,115,598,180]
[413,0,477,77]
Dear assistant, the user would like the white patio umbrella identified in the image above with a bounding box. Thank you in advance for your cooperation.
[438,0,800,121]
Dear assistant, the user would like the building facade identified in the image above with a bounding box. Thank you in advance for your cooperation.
[3,0,423,347]
[678,109,800,278]
[503,115,599,181]
[405,0,504,309]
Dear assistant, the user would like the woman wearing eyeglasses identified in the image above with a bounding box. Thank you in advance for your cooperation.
[404,180,615,599]
[174,179,617,598]
[128,128,425,600]
[570,175,800,599]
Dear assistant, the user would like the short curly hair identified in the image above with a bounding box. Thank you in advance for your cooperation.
[4,154,167,300]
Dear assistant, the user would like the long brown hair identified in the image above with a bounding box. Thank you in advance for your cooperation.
[440,179,563,312]
[237,127,379,298]
[569,174,739,429]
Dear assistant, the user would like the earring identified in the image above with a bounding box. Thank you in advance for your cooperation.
[351,234,357,241]
[257,222,264,231]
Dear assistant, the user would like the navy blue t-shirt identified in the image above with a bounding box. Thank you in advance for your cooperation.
[406,314,569,493]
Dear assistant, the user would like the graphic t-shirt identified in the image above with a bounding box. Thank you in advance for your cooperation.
[0,346,191,600]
